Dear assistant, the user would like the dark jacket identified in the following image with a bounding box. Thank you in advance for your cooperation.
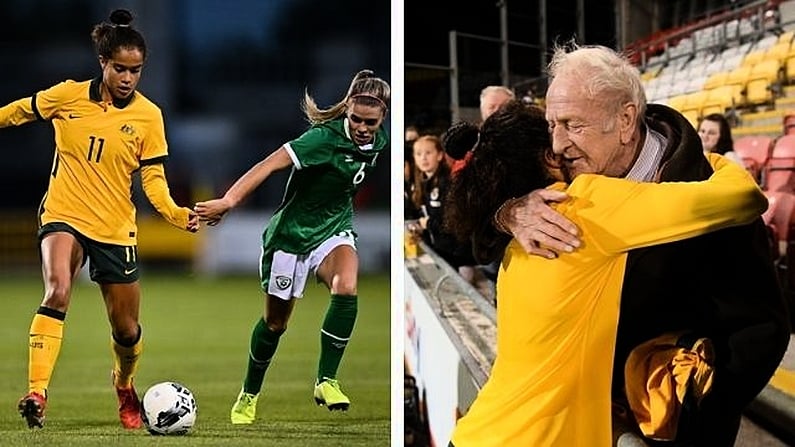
[614,104,790,445]
[419,173,476,268]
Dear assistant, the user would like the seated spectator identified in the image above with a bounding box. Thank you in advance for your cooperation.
[698,113,742,165]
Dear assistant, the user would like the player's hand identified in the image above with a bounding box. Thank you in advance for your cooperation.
[186,211,200,233]
[194,198,232,227]
[499,188,580,258]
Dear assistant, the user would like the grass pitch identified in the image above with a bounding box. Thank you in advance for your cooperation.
[0,272,391,446]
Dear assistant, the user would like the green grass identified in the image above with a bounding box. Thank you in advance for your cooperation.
[0,272,391,446]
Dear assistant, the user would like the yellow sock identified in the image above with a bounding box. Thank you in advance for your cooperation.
[29,313,65,396]
[111,328,142,389]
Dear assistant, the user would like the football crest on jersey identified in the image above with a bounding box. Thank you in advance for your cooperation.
[274,275,292,290]
[430,187,441,207]
[120,124,135,136]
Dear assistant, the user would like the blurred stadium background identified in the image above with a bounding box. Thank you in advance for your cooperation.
[0,0,392,276]
[405,1,795,446]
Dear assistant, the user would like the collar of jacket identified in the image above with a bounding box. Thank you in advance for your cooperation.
[645,103,713,182]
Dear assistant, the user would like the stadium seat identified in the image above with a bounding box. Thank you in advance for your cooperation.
[785,55,795,83]
[761,191,795,260]
[785,114,795,135]
[725,65,752,107]
[701,85,739,116]
[733,135,774,186]
[743,49,767,67]
[745,58,781,105]
[666,94,688,112]
[766,42,792,64]
[703,71,729,90]
[746,78,774,107]
[766,135,795,193]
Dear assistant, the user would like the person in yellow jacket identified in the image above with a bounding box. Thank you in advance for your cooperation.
[0,9,199,430]
[443,100,767,447]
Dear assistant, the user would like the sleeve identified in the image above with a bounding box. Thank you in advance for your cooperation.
[0,81,72,127]
[282,126,333,170]
[567,153,768,255]
[140,108,169,162]
[140,164,191,230]
[0,97,37,127]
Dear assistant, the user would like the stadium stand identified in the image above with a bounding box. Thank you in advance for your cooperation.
[632,2,795,444]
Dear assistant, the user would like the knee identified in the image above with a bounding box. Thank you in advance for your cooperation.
[113,324,141,346]
[42,279,72,310]
[330,274,357,296]
[265,317,288,333]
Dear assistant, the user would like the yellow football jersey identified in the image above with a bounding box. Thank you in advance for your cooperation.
[450,155,765,447]
[0,78,168,244]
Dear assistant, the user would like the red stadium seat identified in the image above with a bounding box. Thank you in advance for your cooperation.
[765,135,795,193]
[733,135,774,187]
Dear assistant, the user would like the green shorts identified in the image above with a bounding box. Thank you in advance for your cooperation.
[38,222,140,284]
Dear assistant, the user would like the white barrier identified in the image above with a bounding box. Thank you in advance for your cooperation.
[403,244,497,446]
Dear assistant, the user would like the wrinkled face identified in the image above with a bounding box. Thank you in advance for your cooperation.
[698,119,721,153]
[412,139,443,177]
[346,102,384,146]
[99,47,143,100]
[480,90,513,121]
[545,73,634,180]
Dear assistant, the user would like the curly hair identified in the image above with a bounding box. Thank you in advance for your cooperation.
[444,100,554,263]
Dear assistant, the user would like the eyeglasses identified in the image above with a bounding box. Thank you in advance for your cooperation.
[348,113,380,126]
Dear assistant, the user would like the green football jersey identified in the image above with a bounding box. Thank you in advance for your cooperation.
[263,116,389,254]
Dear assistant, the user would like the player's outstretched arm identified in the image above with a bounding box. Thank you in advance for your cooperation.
[194,146,293,225]
[0,97,39,128]
[141,164,198,232]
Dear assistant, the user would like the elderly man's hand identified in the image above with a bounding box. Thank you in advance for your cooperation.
[495,189,581,258]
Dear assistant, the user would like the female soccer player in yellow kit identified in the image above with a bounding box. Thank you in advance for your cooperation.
[443,101,767,447]
[0,9,198,429]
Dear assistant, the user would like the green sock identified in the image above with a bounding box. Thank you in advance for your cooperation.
[318,294,358,381]
[242,318,283,394]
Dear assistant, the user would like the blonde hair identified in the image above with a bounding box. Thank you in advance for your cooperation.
[302,69,391,125]
[547,42,646,118]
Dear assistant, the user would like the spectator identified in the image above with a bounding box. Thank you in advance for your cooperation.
[405,124,420,143]
[495,42,789,446]
[410,135,480,284]
[698,113,742,165]
[450,85,516,175]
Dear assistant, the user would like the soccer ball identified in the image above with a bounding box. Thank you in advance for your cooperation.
[140,381,197,435]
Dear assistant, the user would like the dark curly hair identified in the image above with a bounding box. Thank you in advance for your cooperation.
[444,100,554,263]
[91,9,147,60]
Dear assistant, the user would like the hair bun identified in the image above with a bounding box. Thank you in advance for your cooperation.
[442,121,479,160]
[109,9,133,26]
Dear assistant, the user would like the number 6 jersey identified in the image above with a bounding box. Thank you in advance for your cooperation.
[265,116,389,255]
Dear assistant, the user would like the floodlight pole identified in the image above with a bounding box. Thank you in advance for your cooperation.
[499,0,509,86]
[449,30,460,124]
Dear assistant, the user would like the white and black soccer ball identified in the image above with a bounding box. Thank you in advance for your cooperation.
[141,381,197,435]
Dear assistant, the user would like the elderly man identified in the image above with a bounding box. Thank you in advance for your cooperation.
[495,43,789,446]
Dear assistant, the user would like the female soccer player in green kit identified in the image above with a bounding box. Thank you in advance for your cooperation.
[194,69,390,424]
[0,9,199,429]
